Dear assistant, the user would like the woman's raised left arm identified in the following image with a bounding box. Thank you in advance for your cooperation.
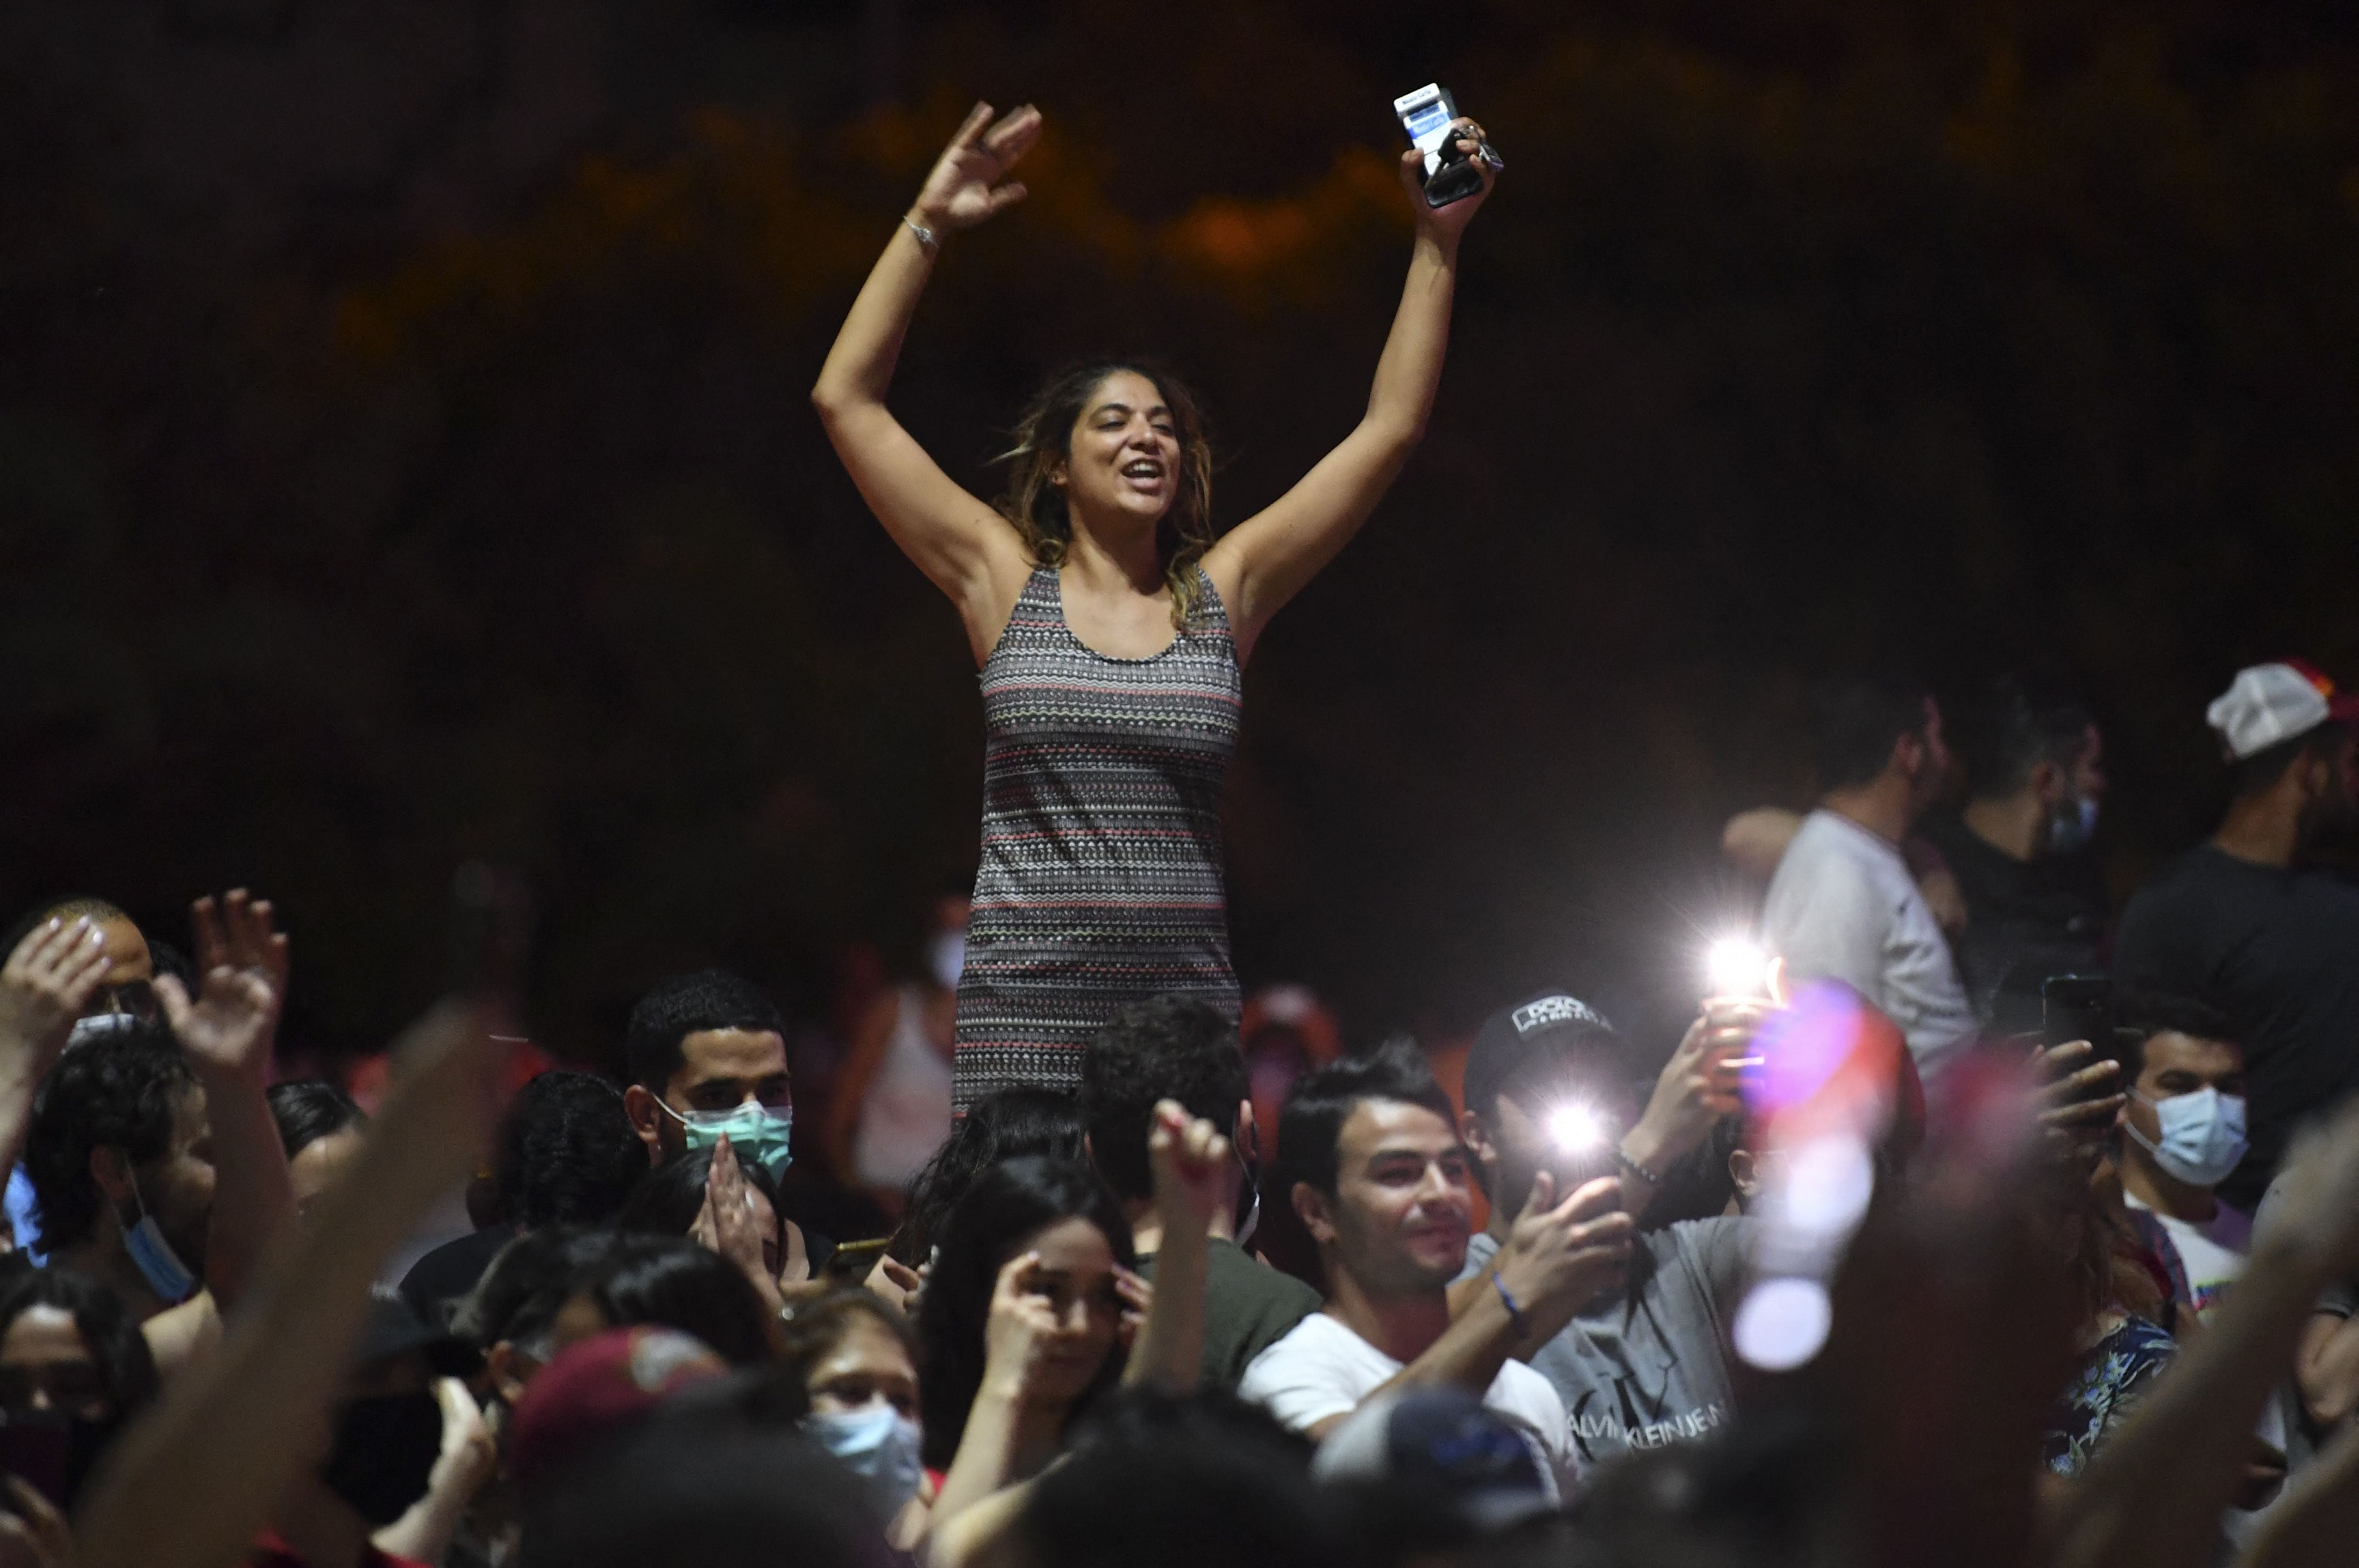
[1204,120,1495,661]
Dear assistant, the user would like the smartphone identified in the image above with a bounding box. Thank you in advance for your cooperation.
[2042,974,2116,1065]
[1393,83,1496,208]
[0,1412,69,1514]
[826,1237,894,1279]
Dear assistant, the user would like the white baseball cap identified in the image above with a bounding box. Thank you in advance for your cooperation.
[2206,660,2359,761]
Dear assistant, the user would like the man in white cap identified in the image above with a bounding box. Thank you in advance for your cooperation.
[2115,659,2359,1212]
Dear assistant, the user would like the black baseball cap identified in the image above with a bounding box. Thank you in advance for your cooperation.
[1462,990,1628,1122]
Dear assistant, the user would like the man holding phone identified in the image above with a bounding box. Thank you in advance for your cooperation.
[1449,991,1764,1480]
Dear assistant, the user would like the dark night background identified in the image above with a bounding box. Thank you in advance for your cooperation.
[7,0,2359,1077]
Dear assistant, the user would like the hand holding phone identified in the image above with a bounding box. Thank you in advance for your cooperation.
[1393,83,1503,208]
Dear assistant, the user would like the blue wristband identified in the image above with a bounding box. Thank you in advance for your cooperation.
[1490,1270,1530,1338]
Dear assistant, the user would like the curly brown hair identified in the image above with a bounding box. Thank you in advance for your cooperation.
[994,360,1219,629]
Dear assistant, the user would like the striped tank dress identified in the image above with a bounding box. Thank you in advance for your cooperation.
[954,564,1243,1108]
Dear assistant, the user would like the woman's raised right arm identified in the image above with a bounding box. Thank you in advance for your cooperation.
[813,102,1041,655]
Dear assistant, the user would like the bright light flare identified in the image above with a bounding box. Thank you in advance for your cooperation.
[1732,1277,1832,1371]
[1706,936,1772,999]
[1547,1104,1605,1153]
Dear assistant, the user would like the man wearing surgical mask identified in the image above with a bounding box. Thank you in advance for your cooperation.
[619,970,823,1288]
[2112,994,2251,1320]
[1916,677,2111,1036]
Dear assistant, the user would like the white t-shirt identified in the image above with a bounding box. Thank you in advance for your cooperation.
[1238,1310,1573,1475]
[1763,809,1978,1074]
[2124,1192,2250,1317]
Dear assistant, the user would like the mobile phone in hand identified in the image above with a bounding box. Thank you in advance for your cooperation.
[2042,974,2116,1068]
[1393,83,1496,208]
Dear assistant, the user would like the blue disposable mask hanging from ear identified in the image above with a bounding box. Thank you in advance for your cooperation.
[656,1098,794,1180]
[121,1171,197,1306]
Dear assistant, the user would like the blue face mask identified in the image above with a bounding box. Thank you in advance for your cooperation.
[805,1403,925,1519]
[2128,1087,2249,1189]
[122,1171,197,1306]
[2049,795,2100,853]
[658,1099,793,1180]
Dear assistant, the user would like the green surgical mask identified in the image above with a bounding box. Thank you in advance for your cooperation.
[657,1099,793,1179]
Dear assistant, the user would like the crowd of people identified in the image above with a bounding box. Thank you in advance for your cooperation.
[8,94,2359,1568]
[0,647,2352,1568]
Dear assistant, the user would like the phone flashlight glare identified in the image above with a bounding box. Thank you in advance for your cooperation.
[1706,936,1772,999]
[1547,1104,1606,1153]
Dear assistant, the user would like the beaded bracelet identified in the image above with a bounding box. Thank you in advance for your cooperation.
[1613,1146,1664,1187]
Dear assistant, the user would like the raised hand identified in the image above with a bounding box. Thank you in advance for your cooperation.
[911,101,1040,234]
[1628,1000,1765,1170]
[1147,1099,1231,1244]
[1492,1169,1636,1341]
[1397,116,1498,248]
[979,1250,1063,1400]
[0,915,115,1071]
[157,890,288,1084]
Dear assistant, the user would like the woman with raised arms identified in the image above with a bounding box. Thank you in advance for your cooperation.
[812,100,1496,1108]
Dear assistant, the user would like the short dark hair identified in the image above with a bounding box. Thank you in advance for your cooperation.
[2115,992,2243,1082]
[496,1070,645,1228]
[25,1024,197,1253]
[894,1087,1089,1264]
[1963,676,2093,801]
[1021,1388,1338,1568]
[2229,719,2350,801]
[917,1156,1134,1469]
[0,1265,162,1422]
[623,970,787,1093]
[1081,996,1248,1202]
[570,1236,777,1368]
[453,1227,621,1351]
[1275,1037,1459,1201]
[1807,672,1934,793]
[618,1147,785,1250]
[266,1080,367,1159]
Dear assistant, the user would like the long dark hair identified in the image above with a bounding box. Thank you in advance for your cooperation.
[915,1156,1134,1469]
[0,1267,160,1421]
[995,360,1218,628]
[894,1087,1089,1265]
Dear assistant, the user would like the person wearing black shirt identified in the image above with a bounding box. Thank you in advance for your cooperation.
[2116,660,2359,1213]
[1917,676,2111,1036]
